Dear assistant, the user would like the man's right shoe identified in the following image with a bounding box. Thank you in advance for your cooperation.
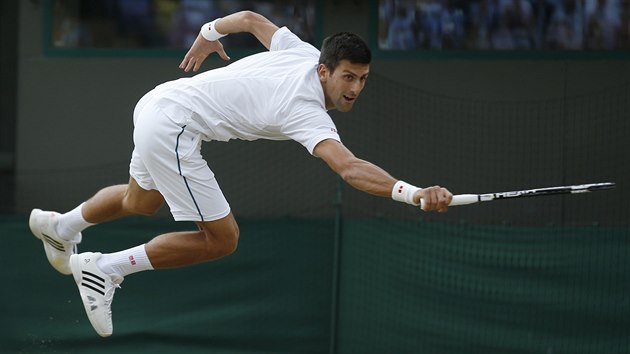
[29,209,81,275]
[70,252,123,337]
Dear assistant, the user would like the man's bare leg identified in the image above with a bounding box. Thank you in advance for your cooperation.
[96,213,240,277]
[82,177,165,224]
[145,216,240,268]
[79,177,240,272]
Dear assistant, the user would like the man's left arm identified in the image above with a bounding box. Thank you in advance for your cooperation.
[314,139,452,212]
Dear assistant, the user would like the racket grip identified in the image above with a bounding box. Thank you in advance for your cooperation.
[450,194,480,206]
[420,194,479,210]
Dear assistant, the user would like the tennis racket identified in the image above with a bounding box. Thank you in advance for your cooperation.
[421,182,616,209]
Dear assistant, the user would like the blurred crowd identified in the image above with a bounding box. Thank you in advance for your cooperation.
[379,0,630,50]
[52,0,316,48]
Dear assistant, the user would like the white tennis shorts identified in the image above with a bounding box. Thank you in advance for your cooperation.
[129,92,230,222]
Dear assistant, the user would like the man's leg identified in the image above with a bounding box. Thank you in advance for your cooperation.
[95,214,239,277]
[29,177,165,275]
[145,215,240,268]
[83,177,165,223]
[85,176,238,272]
[69,177,240,337]
[38,177,165,243]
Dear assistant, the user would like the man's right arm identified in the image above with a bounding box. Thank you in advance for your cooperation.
[314,139,452,212]
[179,11,279,72]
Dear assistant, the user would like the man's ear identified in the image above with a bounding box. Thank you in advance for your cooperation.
[317,63,328,82]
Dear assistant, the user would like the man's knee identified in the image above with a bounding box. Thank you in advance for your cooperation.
[212,226,239,257]
[199,217,239,258]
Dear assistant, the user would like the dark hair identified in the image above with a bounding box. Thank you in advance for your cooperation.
[319,32,371,73]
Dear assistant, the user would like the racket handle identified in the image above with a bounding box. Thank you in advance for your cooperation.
[420,194,479,210]
[450,194,480,206]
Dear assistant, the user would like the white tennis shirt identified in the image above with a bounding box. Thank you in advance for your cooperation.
[151,26,341,155]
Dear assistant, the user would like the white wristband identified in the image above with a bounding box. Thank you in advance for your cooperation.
[392,181,422,206]
[200,19,227,41]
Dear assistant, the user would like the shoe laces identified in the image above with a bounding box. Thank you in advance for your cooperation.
[103,276,123,317]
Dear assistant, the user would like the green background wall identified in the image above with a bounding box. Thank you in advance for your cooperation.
[4,216,629,353]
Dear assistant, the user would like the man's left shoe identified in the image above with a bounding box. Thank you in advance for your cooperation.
[29,209,81,275]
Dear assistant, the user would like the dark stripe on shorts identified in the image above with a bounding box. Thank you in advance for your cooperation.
[175,125,204,222]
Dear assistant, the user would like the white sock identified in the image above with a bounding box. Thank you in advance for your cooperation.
[55,202,94,241]
[97,244,154,277]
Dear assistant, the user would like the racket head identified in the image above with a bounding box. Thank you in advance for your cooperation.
[584,182,616,191]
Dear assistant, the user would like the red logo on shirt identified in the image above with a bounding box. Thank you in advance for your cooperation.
[129,255,137,266]
[331,128,337,133]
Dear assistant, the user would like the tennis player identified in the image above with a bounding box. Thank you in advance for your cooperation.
[29,11,452,337]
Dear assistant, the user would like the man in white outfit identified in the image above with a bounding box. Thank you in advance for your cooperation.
[29,11,452,337]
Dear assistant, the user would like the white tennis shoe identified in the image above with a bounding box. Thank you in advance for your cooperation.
[70,252,123,337]
[29,208,82,275]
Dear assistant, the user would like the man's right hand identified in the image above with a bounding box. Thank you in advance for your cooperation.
[414,186,452,212]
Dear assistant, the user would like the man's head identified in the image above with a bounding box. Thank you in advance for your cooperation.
[318,32,371,112]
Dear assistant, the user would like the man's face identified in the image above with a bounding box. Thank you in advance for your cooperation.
[319,60,370,112]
